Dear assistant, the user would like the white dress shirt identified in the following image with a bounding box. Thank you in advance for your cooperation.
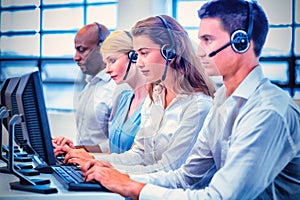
[95,85,213,174]
[134,66,300,199]
[75,69,116,152]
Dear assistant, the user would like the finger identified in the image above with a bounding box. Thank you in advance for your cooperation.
[67,157,84,167]
[60,138,69,146]
[52,142,57,148]
[94,160,113,168]
[54,149,63,157]
[55,137,64,145]
[82,159,96,173]
[59,146,72,161]
[85,170,96,182]
[54,146,64,156]
[68,141,75,148]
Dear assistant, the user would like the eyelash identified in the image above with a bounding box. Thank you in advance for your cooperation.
[204,36,212,43]
[140,51,148,56]
[78,48,87,54]
[109,58,116,63]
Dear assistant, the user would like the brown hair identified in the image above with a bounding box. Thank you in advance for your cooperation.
[131,15,215,101]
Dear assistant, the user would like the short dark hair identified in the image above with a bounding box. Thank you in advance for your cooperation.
[198,0,268,57]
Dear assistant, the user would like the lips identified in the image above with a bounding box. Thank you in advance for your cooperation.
[141,70,150,75]
[201,61,209,65]
[110,75,118,79]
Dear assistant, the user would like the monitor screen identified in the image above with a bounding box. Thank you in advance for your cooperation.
[3,77,32,152]
[1,78,11,132]
[1,78,11,107]
[16,71,56,165]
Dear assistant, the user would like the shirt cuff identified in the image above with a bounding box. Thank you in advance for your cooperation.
[129,174,150,184]
[98,142,109,153]
[139,184,168,200]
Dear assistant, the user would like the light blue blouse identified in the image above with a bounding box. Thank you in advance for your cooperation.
[109,90,144,154]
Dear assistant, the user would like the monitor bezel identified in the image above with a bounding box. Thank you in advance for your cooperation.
[16,71,56,165]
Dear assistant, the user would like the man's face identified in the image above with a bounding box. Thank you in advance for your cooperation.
[73,34,102,76]
[197,41,220,77]
[198,18,236,77]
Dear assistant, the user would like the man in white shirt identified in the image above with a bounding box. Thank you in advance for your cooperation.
[54,23,116,153]
[81,1,300,199]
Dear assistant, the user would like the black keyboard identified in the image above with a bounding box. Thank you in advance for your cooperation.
[51,165,109,191]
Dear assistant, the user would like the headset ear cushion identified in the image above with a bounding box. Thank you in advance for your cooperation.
[231,30,250,53]
[160,44,176,60]
[128,50,138,63]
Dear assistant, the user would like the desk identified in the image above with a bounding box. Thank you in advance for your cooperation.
[0,168,124,200]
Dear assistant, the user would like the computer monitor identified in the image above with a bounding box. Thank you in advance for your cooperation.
[3,77,20,129]
[0,78,11,132]
[4,77,34,154]
[16,71,56,166]
[1,78,11,108]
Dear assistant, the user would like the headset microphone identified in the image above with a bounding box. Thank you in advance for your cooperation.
[123,50,137,80]
[123,31,138,80]
[209,1,253,57]
[208,42,231,57]
[157,16,176,81]
[161,54,170,81]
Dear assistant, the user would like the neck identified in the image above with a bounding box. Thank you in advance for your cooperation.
[133,85,148,101]
[223,57,259,97]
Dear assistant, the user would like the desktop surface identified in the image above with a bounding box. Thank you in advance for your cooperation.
[0,161,124,200]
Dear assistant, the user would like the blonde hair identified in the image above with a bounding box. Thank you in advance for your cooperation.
[100,30,133,55]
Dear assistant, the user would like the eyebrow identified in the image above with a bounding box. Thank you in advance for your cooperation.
[198,33,208,39]
[136,47,149,52]
[136,47,161,52]
[106,53,124,60]
[75,45,86,51]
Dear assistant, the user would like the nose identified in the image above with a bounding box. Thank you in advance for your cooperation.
[105,64,112,74]
[197,44,206,58]
[135,55,144,69]
[74,51,80,62]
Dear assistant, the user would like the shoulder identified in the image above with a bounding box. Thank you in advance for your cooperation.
[118,89,134,102]
[185,92,214,109]
[248,79,298,115]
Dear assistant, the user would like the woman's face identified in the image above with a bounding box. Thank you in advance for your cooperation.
[133,35,166,83]
[104,52,129,84]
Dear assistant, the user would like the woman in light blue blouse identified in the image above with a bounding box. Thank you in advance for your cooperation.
[101,31,148,154]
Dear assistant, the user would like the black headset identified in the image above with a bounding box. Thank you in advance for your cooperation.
[209,1,253,57]
[156,15,176,81]
[124,31,138,63]
[231,1,253,53]
[95,22,105,45]
[123,31,138,80]
[157,16,176,61]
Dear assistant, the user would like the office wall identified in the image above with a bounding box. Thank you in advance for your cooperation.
[117,0,170,30]
[1,0,171,146]
[45,0,171,143]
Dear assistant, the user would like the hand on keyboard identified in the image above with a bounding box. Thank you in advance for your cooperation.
[51,165,108,191]
[52,136,75,149]
[60,147,94,168]
[81,159,113,174]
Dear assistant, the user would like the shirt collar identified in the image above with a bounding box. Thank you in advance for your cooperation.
[232,65,264,100]
[214,65,264,113]
[86,68,111,84]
